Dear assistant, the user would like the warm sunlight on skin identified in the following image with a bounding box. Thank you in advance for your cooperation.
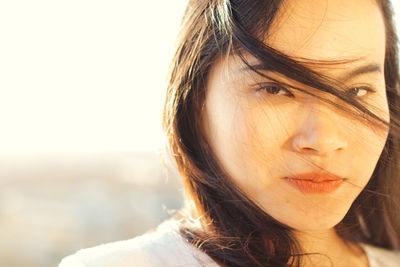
[202,0,389,266]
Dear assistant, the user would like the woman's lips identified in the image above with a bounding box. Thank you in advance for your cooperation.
[283,172,346,194]
[285,178,345,194]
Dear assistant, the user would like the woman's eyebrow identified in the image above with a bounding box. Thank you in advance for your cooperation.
[237,62,382,82]
[340,63,382,82]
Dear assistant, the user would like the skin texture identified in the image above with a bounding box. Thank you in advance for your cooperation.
[201,0,389,265]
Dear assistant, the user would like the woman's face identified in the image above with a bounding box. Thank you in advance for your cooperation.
[201,0,389,231]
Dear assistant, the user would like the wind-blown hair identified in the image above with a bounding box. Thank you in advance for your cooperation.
[161,0,400,266]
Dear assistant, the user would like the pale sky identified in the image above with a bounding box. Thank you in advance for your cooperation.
[0,1,399,154]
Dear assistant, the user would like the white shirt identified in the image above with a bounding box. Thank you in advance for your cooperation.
[59,219,400,267]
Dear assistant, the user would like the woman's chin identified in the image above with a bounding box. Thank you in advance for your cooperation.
[284,214,346,232]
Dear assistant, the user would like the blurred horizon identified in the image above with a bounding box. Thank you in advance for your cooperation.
[0,150,184,267]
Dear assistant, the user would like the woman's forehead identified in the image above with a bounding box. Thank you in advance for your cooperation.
[265,0,385,64]
[211,53,383,86]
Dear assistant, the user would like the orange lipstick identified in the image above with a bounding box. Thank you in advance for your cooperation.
[284,171,346,194]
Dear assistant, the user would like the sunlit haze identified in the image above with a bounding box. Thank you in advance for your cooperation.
[0,0,398,154]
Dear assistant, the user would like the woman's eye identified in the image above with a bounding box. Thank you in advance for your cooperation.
[346,86,375,98]
[255,83,375,99]
[256,83,294,98]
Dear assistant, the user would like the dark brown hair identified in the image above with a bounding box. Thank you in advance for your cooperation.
[162,0,400,266]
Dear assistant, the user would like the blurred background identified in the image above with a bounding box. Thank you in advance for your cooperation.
[0,1,399,266]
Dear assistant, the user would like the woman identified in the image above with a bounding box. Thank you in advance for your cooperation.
[59,0,400,266]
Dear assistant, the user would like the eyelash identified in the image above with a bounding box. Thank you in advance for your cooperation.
[255,83,376,98]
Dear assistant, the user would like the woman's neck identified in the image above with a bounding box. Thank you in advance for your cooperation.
[293,228,369,267]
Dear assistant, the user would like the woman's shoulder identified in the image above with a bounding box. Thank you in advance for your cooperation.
[58,218,218,267]
[360,243,400,267]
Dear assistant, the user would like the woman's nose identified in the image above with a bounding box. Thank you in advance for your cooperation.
[291,105,348,156]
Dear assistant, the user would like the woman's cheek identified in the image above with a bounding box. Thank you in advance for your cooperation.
[227,108,277,187]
